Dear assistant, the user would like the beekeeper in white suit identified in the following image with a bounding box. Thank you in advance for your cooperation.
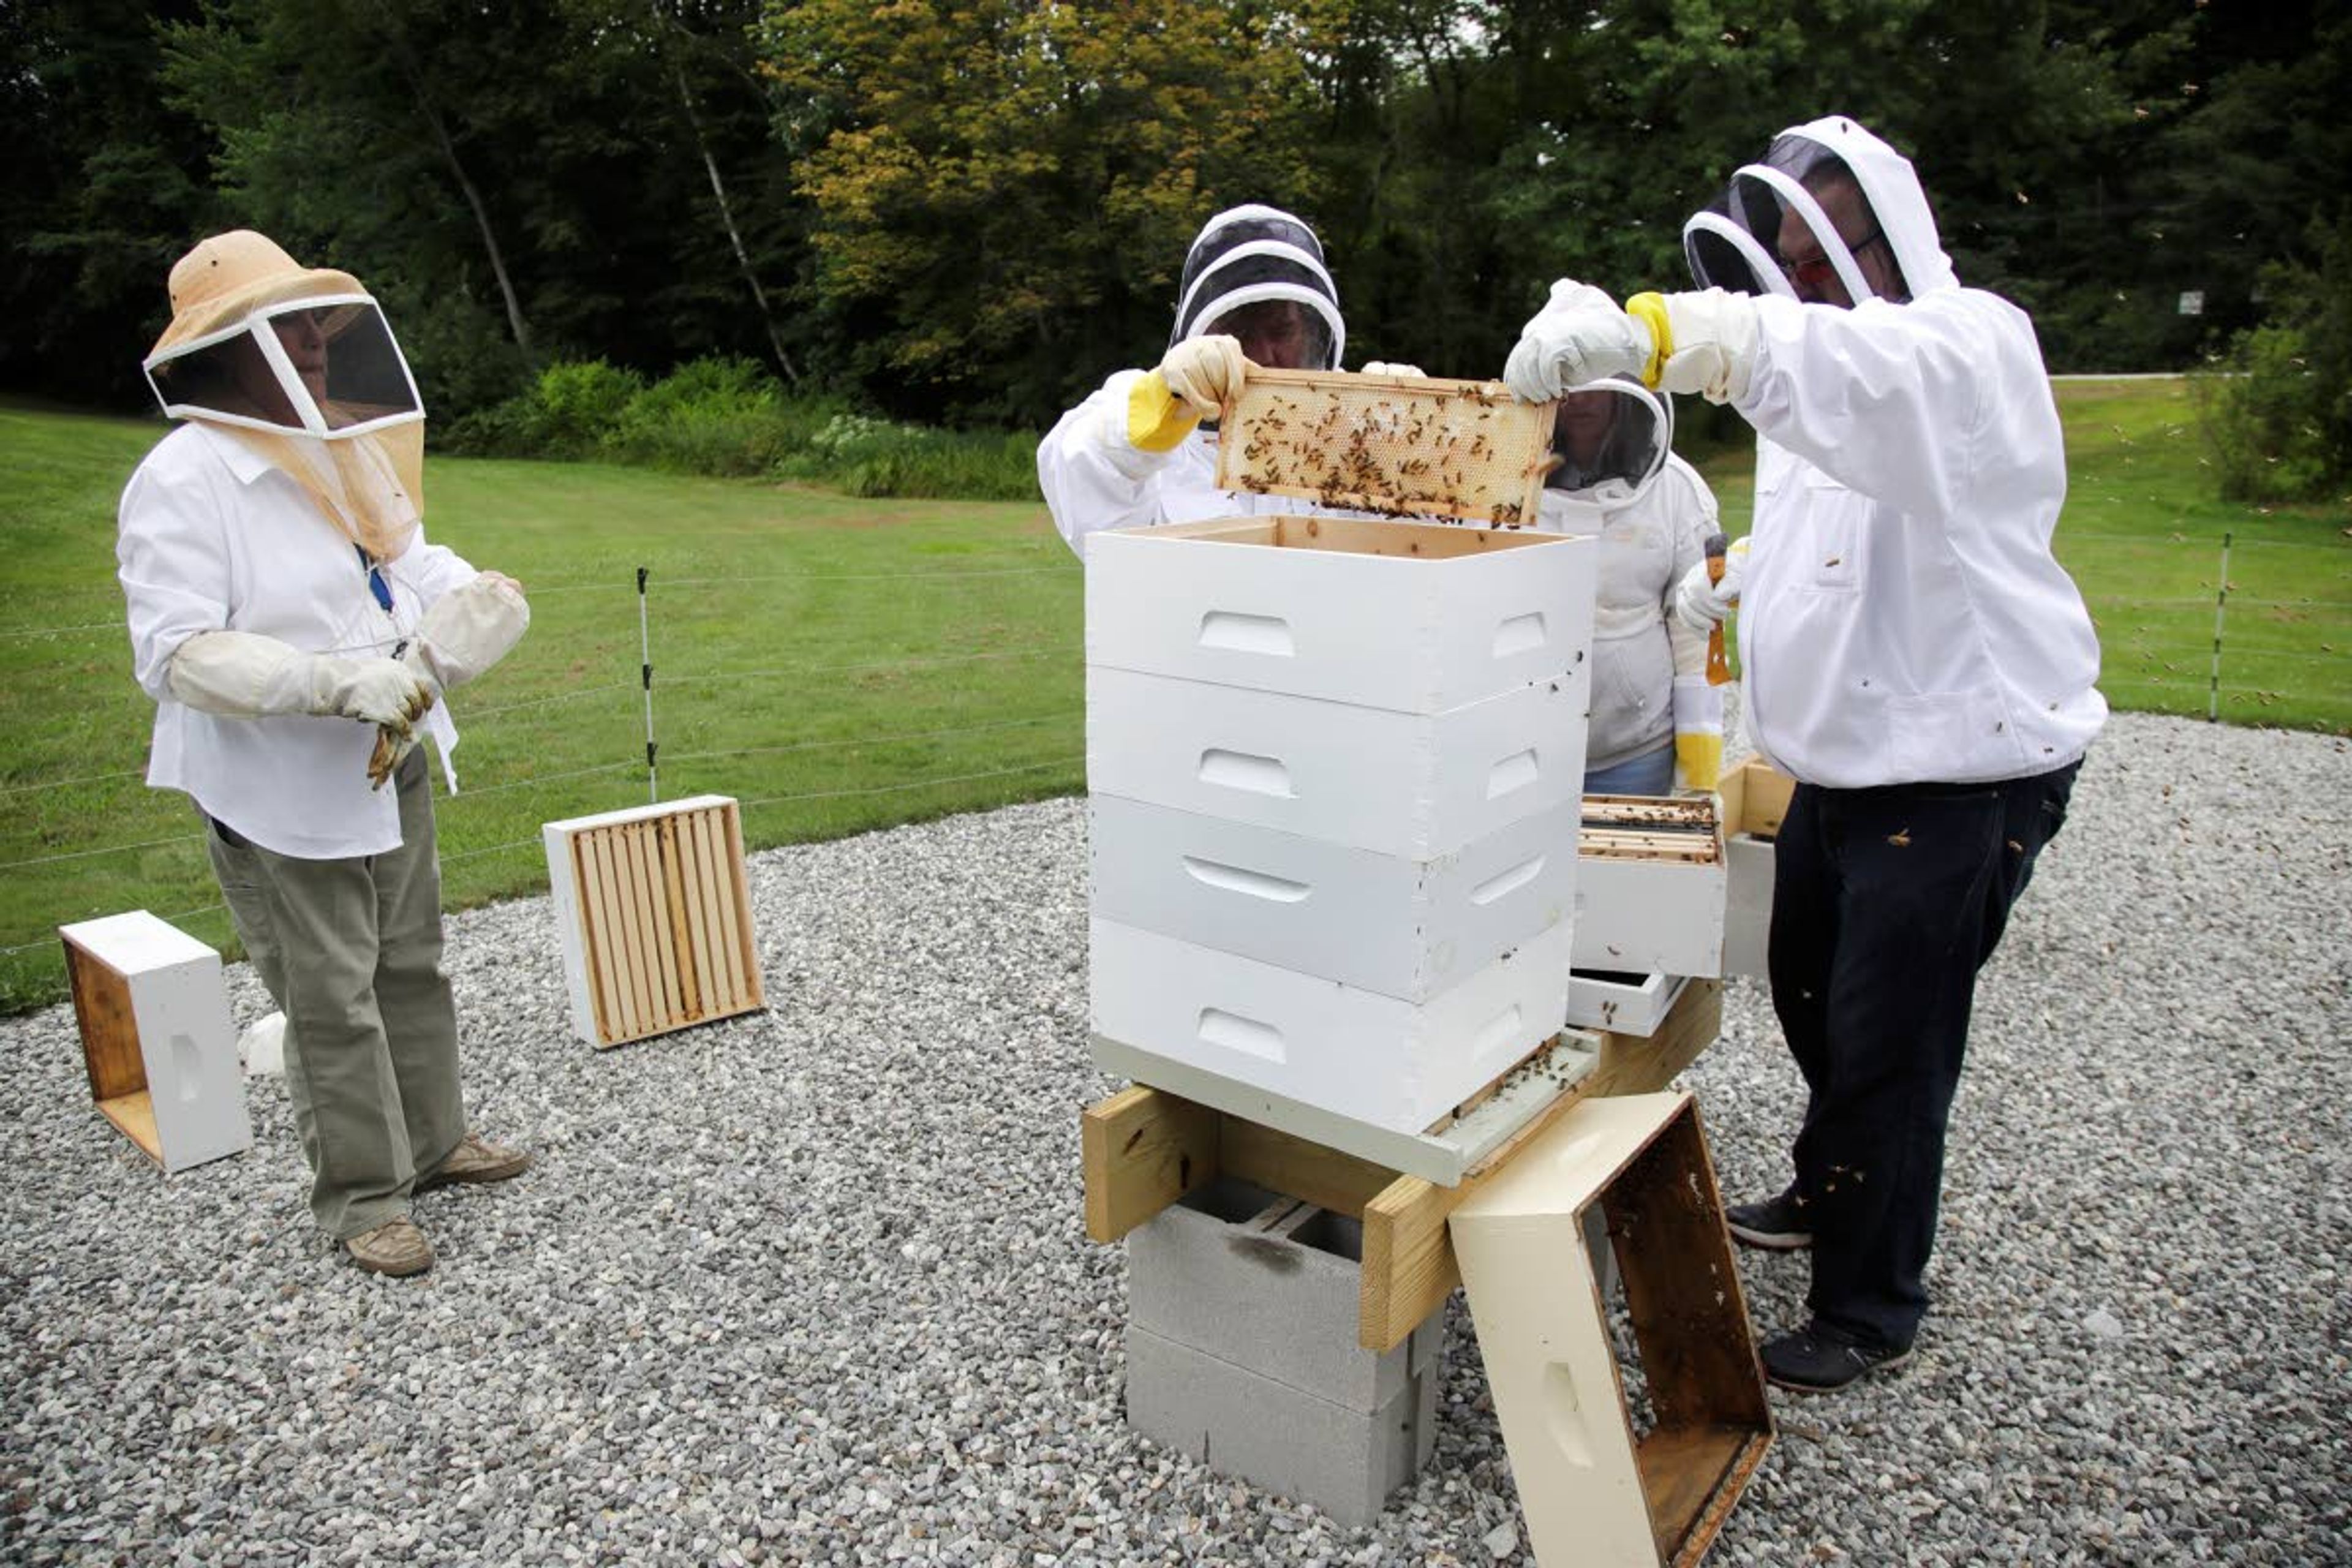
[118,231,534,1278]
[1533,379,1724,796]
[1503,116,2105,1392]
[1039,203,1419,553]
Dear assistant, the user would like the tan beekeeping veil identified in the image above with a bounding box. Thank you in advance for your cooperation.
[143,230,426,562]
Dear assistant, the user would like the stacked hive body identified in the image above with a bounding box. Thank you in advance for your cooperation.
[1086,513,1597,1137]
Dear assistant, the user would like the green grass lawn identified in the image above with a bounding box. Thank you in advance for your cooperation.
[4,379,2346,1011]
[1692,376,2351,728]
[0,404,1083,1011]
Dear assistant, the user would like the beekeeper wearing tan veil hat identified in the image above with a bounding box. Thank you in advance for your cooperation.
[118,230,535,1277]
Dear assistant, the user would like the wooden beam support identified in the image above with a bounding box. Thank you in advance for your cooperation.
[1357,980,1724,1351]
[1084,980,1727,1349]
[1082,1085,1219,1243]
[1220,1116,1402,1221]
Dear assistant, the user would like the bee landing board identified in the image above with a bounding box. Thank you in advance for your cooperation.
[1213,368,1555,526]
[543,795,764,1048]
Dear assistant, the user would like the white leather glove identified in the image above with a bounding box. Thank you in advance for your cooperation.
[1157,334,1250,419]
[168,631,434,726]
[1504,281,1655,401]
[1648,289,1762,404]
[401,573,530,692]
[316,656,435,729]
[1359,361,1427,378]
[1673,537,1750,634]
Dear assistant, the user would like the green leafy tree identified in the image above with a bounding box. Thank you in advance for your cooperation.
[760,0,1336,425]
[0,0,221,409]
[161,0,811,417]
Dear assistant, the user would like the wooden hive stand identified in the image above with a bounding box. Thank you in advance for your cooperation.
[1085,981,1772,1564]
[1085,978,1725,1353]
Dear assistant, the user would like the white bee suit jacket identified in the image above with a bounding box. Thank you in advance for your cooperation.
[1726,118,2105,787]
[1534,454,1714,772]
[119,422,477,858]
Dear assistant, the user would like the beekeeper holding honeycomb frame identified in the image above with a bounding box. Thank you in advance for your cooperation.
[1039,203,1426,554]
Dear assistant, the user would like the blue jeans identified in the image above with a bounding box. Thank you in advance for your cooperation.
[1583,743,1675,797]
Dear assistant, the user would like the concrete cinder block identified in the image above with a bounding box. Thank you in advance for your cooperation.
[1122,1178,1446,1527]
[1129,1182,1438,1412]
[1125,1324,1439,1531]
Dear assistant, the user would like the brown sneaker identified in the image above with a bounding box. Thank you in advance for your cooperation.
[347,1217,434,1277]
[417,1131,532,1191]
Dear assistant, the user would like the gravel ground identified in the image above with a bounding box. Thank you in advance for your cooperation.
[2,710,2346,1567]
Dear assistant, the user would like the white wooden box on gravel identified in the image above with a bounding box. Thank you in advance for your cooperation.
[1085,514,1596,714]
[59,910,251,1174]
[1089,793,1578,1003]
[543,794,764,1049]
[1089,918,1573,1136]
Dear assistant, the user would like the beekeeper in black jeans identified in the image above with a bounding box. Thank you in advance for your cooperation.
[1502,115,2106,1390]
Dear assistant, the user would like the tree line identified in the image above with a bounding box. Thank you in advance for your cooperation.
[4,1,2345,453]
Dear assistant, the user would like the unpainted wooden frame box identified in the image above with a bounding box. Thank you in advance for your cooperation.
[59,910,252,1174]
[543,794,765,1048]
[1450,1091,1772,1567]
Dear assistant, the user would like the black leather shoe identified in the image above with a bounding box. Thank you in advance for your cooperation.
[1761,1321,1912,1393]
[1725,1188,1812,1251]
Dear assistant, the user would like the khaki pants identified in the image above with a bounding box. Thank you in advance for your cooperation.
[204,748,465,1239]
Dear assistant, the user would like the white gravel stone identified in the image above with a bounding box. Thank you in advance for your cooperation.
[0,711,2345,1566]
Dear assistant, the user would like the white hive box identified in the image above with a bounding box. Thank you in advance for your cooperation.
[1090,918,1572,1137]
[1087,666,1582,859]
[543,795,764,1047]
[1086,514,1589,711]
[1570,758,1793,979]
[59,911,251,1174]
[1086,516,1596,1138]
[1090,793,1578,1003]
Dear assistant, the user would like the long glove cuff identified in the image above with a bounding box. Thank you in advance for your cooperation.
[1625,293,1673,390]
[1125,370,1202,454]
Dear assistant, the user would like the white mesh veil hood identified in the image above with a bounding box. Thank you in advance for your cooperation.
[1682,115,1959,303]
[1168,203,1346,368]
[1776,115,1958,298]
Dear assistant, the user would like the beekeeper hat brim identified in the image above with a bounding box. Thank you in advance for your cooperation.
[148,230,368,361]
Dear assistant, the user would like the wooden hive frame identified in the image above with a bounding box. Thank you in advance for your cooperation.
[543,795,764,1048]
[1581,793,1723,865]
[1213,368,1555,527]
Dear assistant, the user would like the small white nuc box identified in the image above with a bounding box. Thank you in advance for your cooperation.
[59,910,252,1174]
[543,795,765,1048]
